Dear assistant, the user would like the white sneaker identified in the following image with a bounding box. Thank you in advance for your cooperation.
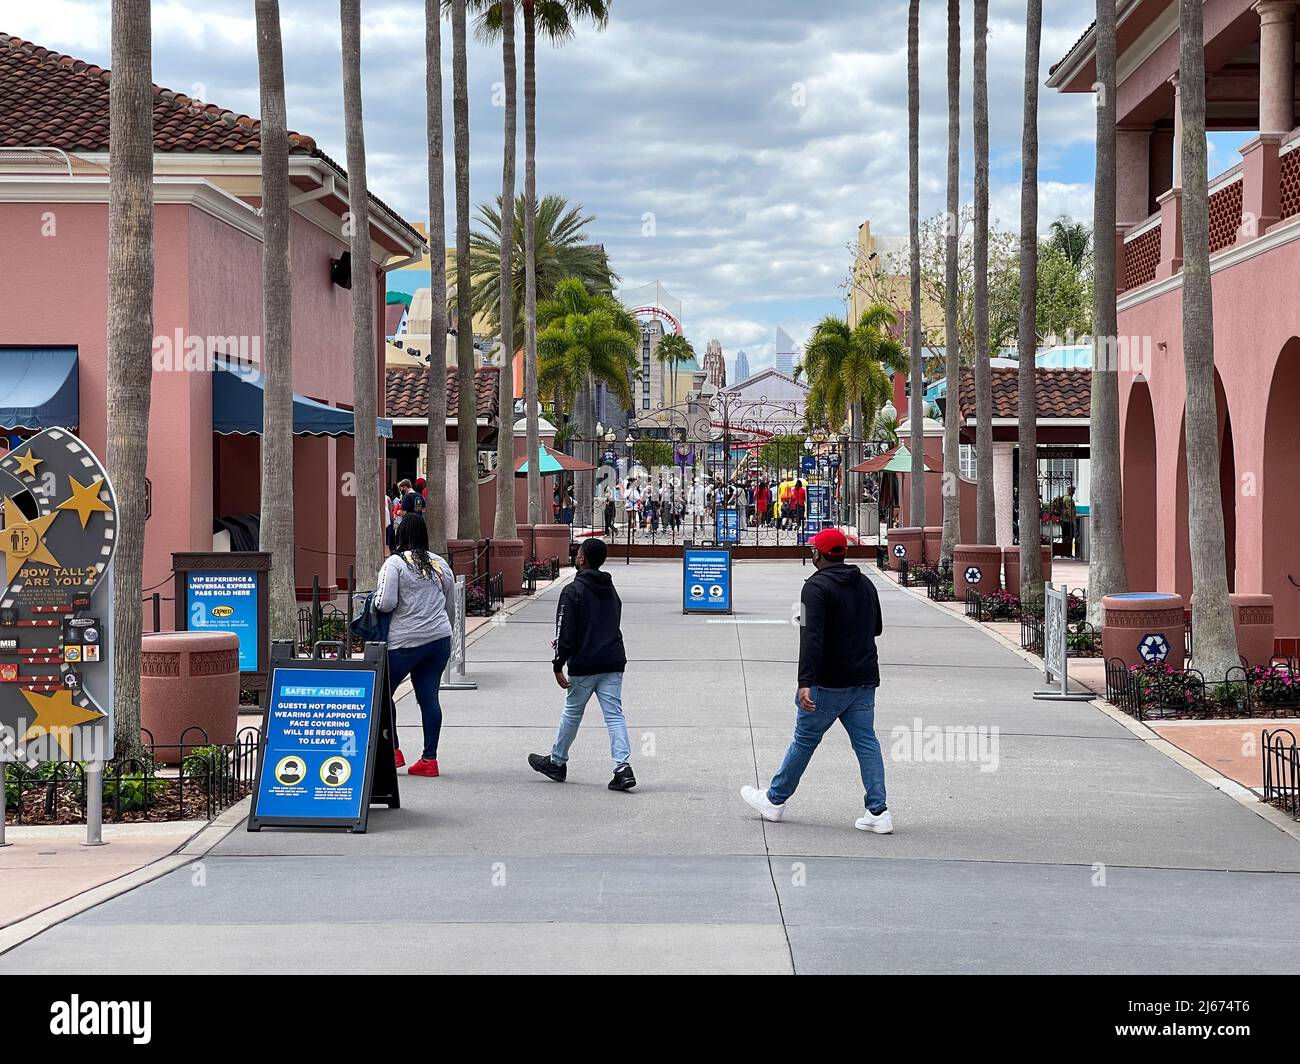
[740,784,785,822]
[855,809,894,834]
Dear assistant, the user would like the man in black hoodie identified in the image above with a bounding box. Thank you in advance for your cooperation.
[529,539,636,791]
[741,527,891,832]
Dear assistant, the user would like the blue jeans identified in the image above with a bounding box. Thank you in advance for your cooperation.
[388,637,452,759]
[551,671,631,769]
[768,685,887,813]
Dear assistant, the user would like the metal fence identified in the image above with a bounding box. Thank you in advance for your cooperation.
[1263,728,1300,820]
[1103,659,1300,721]
[3,726,260,826]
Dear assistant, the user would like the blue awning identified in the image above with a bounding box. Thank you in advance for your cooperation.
[0,348,79,430]
[213,364,392,439]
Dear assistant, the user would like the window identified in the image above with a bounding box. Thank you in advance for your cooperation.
[959,443,977,480]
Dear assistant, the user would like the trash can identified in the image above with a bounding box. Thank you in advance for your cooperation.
[140,631,241,764]
[1231,594,1275,667]
[1101,593,1186,670]
[954,544,1002,598]
[1002,545,1053,599]
[923,526,943,565]
[494,538,525,597]
[886,526,924,568]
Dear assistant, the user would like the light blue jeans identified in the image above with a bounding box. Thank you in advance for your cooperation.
[551,671,631,769]
[767,685,887,813]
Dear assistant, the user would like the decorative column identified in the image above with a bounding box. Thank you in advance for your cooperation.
[992,441,1016,546]
[1170,74,1183,189]
[1256,1,1298,136]
[1116,130,1153,225]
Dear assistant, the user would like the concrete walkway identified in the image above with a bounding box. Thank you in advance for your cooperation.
[4,560,1299,974]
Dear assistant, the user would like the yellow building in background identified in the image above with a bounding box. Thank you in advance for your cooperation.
[847,220,943,342]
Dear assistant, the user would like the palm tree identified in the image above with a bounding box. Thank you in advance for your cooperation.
[907,0,926,531]
[340,0,382,590]
[255,0,295,642]
[654,333,695,412]
[468,194,615,342]
[1178,0,1239,674]
[940,0,961,565]
[470,1,612,527]
[451,0,480,540]
[493,0,518,541]
[973,0,996,545]
[1087,0,1127,623]
[1017,0,1045,609]
[106,0,154,759]
[537,278,638,444]
[802,308,908,435]
[1048,218,1092,272]
[424,0,450,554]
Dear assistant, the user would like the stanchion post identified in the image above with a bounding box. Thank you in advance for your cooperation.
[0,755,10,848]
[152,592,162,634]
[83,761,106,846]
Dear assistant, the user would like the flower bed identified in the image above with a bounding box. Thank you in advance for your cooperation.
[1106,660,1300,721]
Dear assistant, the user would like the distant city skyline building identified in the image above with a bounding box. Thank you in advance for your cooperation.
[703,339,726,389]
[734,349,751,382]
[774,327,797,377]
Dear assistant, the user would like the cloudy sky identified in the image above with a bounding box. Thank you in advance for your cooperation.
[11,1,1129,371]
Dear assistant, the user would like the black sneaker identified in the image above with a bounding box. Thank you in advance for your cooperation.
[608,764,637,791]
[528,753,566,782]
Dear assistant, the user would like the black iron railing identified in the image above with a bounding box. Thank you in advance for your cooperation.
[1103,659,1300,721]
[3,726,260,826]
[1263,728,1300,819]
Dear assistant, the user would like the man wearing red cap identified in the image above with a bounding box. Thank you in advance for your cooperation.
[741,526,892,833]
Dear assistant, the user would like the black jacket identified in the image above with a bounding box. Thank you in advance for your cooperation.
[798,562,883,688]
[552,569,627,676]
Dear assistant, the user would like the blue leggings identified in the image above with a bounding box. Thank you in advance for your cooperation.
[388,637,452,759]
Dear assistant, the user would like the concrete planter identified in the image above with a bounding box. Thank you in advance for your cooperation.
[922,526,943,565]
[534,524,572,568]
[886,526,924,567]
[140,631,241,765]
[494,538,525,596]
[1101,593,1186,671]
[954,545,1002,598]
[1002,545,1053,599]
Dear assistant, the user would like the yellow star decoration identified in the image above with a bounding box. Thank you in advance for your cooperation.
[0,498,60,583]
[19,688,104,759]
[11,450,42,478]
[56,476,112,529]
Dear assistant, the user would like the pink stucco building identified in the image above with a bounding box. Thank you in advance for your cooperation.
[0,34,424,599]
[1051,0,1300,650]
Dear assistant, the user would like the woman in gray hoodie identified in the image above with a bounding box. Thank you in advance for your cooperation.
[375,515,456,777]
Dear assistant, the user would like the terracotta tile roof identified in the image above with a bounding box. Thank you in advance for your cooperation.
[956,367,1092,421]
[0,32,317,154]
[386,365,499,421]
[0,34,424,248]
[1049,21,1096,77]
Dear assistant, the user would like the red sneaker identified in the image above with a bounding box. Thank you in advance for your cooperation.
[394,749,406,769]
[408,757,440,777]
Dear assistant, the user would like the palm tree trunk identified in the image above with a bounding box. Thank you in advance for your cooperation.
[341,0,381,593]
[424,0,449,554]
[907,0,926,530]
[255,0,295,642]
[494,0,518,540]
[1179,0,1239,674]
[452,0,480,540]
[1018,0,1044,608]
[940,0,961,564]
[523,3,543,525]
[1087,0,1128,622]
[973,0,996,545]
[575,374,594,529]
[106,0,154,760]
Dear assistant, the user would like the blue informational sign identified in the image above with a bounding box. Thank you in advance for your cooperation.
[800,455,816,475]
[252,667,378,824]
[715,507,740,543]
[186,569,259,671]
[683,548,732,614]
[803,485,831,536]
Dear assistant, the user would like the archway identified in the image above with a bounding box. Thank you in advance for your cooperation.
[1122,380,1157,590]
[1263,340,1300,636]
